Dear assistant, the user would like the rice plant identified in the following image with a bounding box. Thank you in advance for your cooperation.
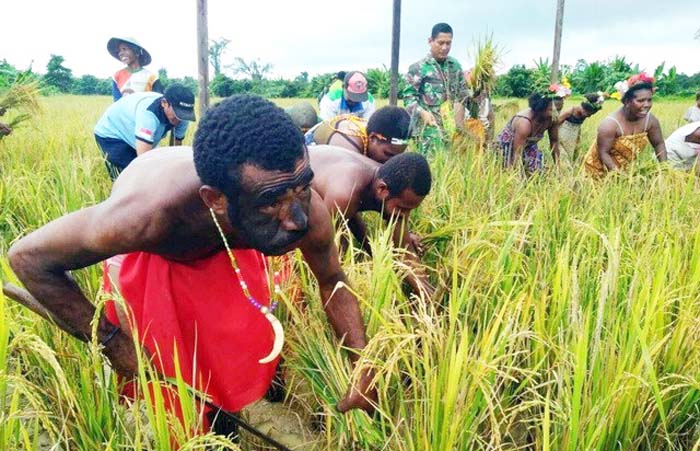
[1,95,699,450]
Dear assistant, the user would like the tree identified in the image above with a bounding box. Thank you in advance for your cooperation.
[495,64,533,97]
[43,54,73,93]
[228,57,272,81]
[208,38,231,76]
[73,75,110,95]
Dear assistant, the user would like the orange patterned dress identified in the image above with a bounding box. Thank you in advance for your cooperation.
[583,114,651,178]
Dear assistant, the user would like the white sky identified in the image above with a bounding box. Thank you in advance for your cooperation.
[1,0,698,80]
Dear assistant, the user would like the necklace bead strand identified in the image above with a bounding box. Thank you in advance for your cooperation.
[209,209,279,314]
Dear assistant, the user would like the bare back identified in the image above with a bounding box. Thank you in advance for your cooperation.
[308,145,378,218]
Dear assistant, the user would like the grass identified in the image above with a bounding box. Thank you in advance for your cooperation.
[1,95,700,450]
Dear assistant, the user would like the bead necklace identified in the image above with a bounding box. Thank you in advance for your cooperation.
[209,208,285,364]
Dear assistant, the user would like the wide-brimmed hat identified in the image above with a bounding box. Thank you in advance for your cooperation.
[107,37,152,66]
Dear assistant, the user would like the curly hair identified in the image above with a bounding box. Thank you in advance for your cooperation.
[193,95,304,195]
[377,152,432,197]
[622,82,654,103]
[366,106,411,140]
[528,92,552,113]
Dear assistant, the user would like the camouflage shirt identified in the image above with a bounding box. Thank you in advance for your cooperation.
[403,54,469,128]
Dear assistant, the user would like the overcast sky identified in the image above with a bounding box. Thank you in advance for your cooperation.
[2,1,698,80]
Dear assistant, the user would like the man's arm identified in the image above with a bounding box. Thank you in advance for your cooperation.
[299,192,376,414]
[0,122,12,137]
[7,200,160,376]
[135,139,154,155]
[347,214,373,255]
[390,215,434,300]
[647,115,667,162]
[403,63,435,127]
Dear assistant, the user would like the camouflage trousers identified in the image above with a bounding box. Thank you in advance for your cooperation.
[412,125,446,155]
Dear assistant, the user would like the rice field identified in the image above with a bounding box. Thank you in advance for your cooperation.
[1,95,700,450]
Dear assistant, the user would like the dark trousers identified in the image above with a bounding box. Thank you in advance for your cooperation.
[94,134,137,181]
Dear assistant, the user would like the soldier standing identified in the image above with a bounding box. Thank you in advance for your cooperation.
[403,23,469,154]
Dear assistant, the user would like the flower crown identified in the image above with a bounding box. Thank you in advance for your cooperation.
[546,83,572,99]
[613,73,655,99]
[583,91,607,111]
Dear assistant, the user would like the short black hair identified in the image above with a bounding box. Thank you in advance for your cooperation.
[366,106,411,140]
[581,93,601,113]
[377,152,432,197]
[622,82,654,103]
[431,23,453,39]
[528,92,552,113]
[193,95,304,195]
[336,71,347,81]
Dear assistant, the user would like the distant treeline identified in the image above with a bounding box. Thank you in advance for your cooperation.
[1,55,698,99]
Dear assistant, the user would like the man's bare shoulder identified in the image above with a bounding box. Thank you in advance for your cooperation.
[96,147,205,248]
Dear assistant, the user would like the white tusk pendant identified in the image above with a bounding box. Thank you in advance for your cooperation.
[258,309,285,364]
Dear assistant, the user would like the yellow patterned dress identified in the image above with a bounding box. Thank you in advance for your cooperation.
[583,114,650,178]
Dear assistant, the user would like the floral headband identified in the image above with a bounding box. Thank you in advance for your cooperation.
[582,91,606,111]
[613,73,655,99]
[546,83,572,99]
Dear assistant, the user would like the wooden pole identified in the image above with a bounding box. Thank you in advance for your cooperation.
[550,0,565,83]
[196,0,210,116]
[389,0,401,106]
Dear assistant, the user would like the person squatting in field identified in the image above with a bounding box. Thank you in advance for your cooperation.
[557,92,606,169]
[93,83,195,180]
[308,145,434,299]
[8,94,377,438]
[495,89,560,176]
[107,37,163,102]
[664,121,700,172]
[403,22,470,154]
[305,106,411,163]
[318,71,376,121]
[583,73,667,178]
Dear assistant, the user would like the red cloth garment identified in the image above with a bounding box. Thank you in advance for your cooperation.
[104,249,280,417]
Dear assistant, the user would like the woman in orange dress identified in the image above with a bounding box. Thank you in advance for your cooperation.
[583,73,666,177]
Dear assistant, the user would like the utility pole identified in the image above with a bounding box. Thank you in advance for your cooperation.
[550,0,565,83]
[389,0,401,106]
[196,0,210,116]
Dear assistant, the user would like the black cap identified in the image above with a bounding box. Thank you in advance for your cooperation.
[164,84,196,122]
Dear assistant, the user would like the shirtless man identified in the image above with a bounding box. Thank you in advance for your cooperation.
[8,95,376,433]
[309,145,434,298]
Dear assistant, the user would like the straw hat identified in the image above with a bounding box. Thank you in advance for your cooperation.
[107,37,152,66]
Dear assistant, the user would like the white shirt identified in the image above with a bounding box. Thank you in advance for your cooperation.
[684,105,700,123]
[666,121,700,170]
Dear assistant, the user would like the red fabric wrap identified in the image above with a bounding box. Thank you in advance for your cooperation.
[104,249,279,414]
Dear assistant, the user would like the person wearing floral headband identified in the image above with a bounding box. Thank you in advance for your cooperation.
[583,73,666,177]
[495,91,559,176]
[557,92,606,169]
[550,82,572,123]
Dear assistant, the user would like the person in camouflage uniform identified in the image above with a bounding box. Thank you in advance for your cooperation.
[403,23,469,154]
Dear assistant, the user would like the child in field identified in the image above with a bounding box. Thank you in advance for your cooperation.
[108,37,163,101]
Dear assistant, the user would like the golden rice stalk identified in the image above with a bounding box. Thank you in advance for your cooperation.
[0,79,43,114]
[469,35,503,94]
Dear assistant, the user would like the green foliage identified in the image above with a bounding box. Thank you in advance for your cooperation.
[73,75,111,95]
[495,64,534,97]
[42,54,73,93]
